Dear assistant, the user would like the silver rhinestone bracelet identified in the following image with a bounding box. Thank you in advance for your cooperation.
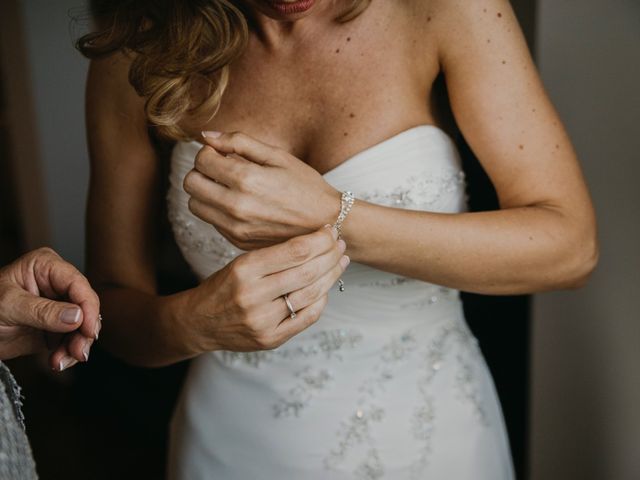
[334,191,355,238]
[333,191,355,292]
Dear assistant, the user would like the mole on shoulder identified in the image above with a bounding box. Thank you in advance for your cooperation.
[519,145,524,150]
[502,60,507,64]
[343,132,349,137]
[347,36,351,42]
[335,48,340,53]
[497,12,503,18]
[427,16,432,22]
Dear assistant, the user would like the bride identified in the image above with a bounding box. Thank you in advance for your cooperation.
[76,0,597,478]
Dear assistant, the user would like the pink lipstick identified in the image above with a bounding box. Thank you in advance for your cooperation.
[266,0,316,15]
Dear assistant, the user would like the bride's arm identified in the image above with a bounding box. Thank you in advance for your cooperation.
[85,53,182,365]
[344,0,598,294]
[190,0,597,295]
[86,54,348,367]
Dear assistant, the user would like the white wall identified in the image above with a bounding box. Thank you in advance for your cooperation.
[532,1,640,479]
[19,0,89,268]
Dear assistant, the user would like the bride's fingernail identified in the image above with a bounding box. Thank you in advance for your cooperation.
[201,131,222,139]
[339,255,351,268]
[58,356,77,372]
[338,239,347,252]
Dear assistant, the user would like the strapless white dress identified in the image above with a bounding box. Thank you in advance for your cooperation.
[166,126,515,480]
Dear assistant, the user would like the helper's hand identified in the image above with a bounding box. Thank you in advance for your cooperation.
[173,226,349,355]
[184,131,341,251]
[0,247,101,370]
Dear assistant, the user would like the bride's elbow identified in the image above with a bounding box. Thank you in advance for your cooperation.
[554,233,599,290]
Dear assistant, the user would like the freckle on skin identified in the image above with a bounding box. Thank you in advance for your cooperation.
[349,113,355,118]
[502,60,506,64]
[555,144,560,149]
[497,12,502,18]
[427,16,432,22]
[519,145,524,150]
[347,37,351,42]
[335,48,340,53]
[344,132,349,137]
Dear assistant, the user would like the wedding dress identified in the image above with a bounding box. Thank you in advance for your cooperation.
[166,125,515,479]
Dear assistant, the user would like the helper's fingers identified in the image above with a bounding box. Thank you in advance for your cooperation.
[0,333,45,361]
[67,330,94,363]
[201,131,286,167]
[6,290,83,333]
[49,339,79,372]
[37,255,100,339]
[241,226,339,278]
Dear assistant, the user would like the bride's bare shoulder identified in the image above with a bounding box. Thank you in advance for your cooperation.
[406,0,517,35]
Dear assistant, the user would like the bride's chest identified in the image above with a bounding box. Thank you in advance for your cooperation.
[186,19,439,172]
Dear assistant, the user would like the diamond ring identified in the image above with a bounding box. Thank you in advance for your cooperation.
[283,293,296,320]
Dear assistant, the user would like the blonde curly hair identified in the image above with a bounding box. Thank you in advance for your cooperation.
[78,0,371,140]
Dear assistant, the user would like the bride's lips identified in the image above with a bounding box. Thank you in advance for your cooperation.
[265,0,316,15]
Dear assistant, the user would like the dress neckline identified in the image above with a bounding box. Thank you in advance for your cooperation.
[181,124,454,177]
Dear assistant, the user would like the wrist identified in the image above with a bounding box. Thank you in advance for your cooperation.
[317,187,342,229]
[337,197,373,263]
[158,289,208,360]
[333,190,355,238]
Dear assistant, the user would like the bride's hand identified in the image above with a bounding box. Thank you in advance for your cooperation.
[173,226,349,354]
[183,131,341,250]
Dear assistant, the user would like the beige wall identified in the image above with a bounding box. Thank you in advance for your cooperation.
[532,1,640,479]
[19,0,89,268]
